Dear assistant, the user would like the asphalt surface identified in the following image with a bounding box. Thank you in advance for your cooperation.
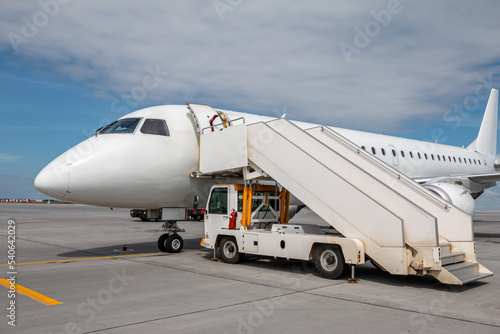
[0,203,499,333]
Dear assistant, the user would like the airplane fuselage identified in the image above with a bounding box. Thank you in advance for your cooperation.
[34,104,498,211]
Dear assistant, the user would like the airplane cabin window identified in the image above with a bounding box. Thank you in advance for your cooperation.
[459,157,462,163]
[424,153,428,160]
[392,149,396,157]
[437,155,441,161]
[362,146,366,150]
[409,152,413,158]
[99,118,141,134]
[448,156,451,162]
[381,148,386,156]
[469,159,472,164]
[372,147,376,154]
[401,151,405,158]
[479,160,482,165]
[442,155,446,161]
[417,152,421,159]
[464,158,467,164]
[431,154,435,160]
[141,119,170,136]
[453,157,456,162]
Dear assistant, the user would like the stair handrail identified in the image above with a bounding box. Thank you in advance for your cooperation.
[318,126,453,210]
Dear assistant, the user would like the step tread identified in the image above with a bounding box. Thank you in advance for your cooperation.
[441,252,464,259]
[441,252,465,265]
[455,272,494,284]
[443,262,477,272]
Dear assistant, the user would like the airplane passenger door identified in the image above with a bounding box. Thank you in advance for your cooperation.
[206,186,230,229]
[389,145,399,166]
[187,103,224,137]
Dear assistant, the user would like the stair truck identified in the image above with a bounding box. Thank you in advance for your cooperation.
[189,104,493,284]
[200,183,365,279]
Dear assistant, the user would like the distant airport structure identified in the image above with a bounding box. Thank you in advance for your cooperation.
[1,198,48,203]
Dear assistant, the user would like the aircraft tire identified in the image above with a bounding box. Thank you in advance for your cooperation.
[157,233,168,252]
[165,234,183,253]
[313,244,345,279]
[219,237,244,264]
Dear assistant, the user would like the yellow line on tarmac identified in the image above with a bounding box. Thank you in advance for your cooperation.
[0,278,62,306]
[0,252,164,267]
[475,221,500,226]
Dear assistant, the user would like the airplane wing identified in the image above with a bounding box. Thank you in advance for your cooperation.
[414,172,500,185]
[467,172,500,183]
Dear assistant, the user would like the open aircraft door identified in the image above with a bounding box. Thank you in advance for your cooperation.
[187,103,227,138]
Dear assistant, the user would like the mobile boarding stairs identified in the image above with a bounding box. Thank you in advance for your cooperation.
[188,103,493,285]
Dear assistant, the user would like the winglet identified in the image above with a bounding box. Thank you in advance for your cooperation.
[467,88,498,155]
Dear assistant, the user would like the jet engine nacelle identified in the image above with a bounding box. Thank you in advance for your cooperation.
[423,183,476,215]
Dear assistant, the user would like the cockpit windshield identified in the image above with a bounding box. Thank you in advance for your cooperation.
[99,118,142,135]
[140,119,169,136]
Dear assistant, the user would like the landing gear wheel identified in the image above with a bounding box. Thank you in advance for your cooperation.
[140,213,150,222]
[219,238,244,264]
[165,234,183,253]
[157,233,168,252]
[313,245,345,279]
[157,233,183,253]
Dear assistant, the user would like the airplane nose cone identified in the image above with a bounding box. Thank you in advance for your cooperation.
[34,162,70,200]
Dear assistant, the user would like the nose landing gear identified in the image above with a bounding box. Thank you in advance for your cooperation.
[158,233,184,253]
[157,220,185,253]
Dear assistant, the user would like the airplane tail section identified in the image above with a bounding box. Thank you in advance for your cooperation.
[467,88,498,155]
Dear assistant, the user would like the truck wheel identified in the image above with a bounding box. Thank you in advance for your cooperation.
[313,245,345,279]
[165,234,183,253]
[219,238,244,264]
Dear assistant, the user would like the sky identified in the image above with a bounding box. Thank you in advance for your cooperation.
[1,0,500,209]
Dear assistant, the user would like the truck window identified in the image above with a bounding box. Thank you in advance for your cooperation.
[237,191,279,212]
[209,188,228,214]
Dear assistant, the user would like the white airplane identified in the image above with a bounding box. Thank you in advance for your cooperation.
[35,89,500,249]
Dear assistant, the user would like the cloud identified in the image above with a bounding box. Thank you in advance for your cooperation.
[0,1,499,133]
[476,186,500,211]
[1,1,500,207]
[0,153,19,161]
